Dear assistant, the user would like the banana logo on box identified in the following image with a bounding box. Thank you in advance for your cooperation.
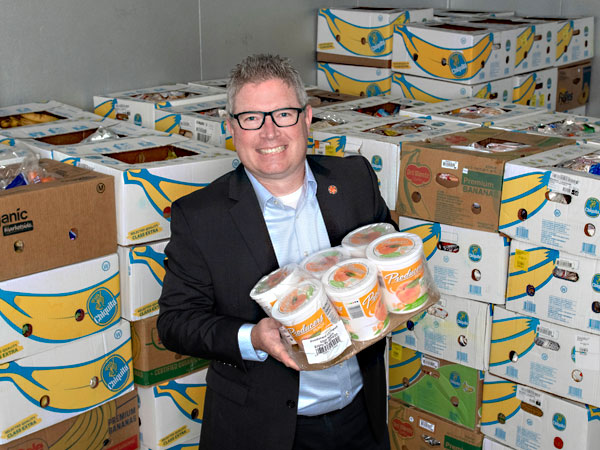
[556,21,574,61]
[388,346,422,391]
[506,247,559,302]
[513,73,537,105]
[475,83,492,99]
[391,73,446,103]
[94,99,118,119]
[499,171,550,230]
[0,138,15,146]
[481,378,521,426]
[516,26,535,68]
[317,63,391,97]
[489,315,539,367]
[154,379,207,423]
[398,221,440,261]
[130,246,166,286]
[394,25,493,80]
[155,114,181,134]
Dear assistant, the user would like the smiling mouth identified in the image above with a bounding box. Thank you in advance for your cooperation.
[258,145,286,155]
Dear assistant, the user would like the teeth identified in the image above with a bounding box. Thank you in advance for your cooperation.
[259,145,285,155]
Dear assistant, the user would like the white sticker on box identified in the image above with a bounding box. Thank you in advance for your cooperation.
[516,385,544,409]
[421,354,440,369]
[419,418,435,433]
[536,324,559,340]
[574,334,600,370]
[548,173,580,196]
[442,160,458,170]
[440,231,459,243]
[555,258,579,271]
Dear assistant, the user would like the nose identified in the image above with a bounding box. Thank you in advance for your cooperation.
[259,113,280,138]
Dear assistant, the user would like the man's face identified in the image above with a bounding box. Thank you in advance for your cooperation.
[227,78,312,192]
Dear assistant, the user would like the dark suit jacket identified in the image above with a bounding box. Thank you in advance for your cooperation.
[157,154,396,450]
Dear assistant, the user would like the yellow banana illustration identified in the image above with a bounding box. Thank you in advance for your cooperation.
[499,171,550,231]
[155,113,181,134]
[130,246,166,286]
[315,135,346,157]
[388,346,422,391]
[398,221,440,261]
[391,73,446,102]
[589,405,600,421]
[317,63,391,97]
[489,315,539,367]
[94,99,117,119]
[475,83,491,99]
[506,247,558,302]
[0,137,16,147]
[516,26,535,68]
[221,121,236,151]
[513,73,537,105]
[154,379,207,423]
[556,21,574,61]
[481,377,520,426]
[0,273,120,347]
[394,25,493,80]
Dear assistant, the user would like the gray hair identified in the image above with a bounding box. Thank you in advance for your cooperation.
[226,54,308,113]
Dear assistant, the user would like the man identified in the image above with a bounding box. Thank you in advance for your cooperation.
[157,54,394,450]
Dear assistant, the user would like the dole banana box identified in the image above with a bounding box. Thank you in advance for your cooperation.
[138,368,207,450]
[489,306,600,406]
[0,319,133,444]
[392,72,515,103]
[391,294,493,371]
[93,84,227,129]
[388,398,484,450]
[0,159,116,282]
[556,59,592,112]
[0,254,120,363]
[388,343,484,429]
[505,239,600,335]
[317,62,392,97]
[499,143,600,258]
[0,389,139,450]
[311,115,477,210]
[396,128,575,232]
[398,216,510,304]
[481,372,600,450]
[512,68,558,111]
[0,101,100,131]
[392,21,516,84]
[131,315,208,386]
[317,8,434,66]
[49,135,240,246]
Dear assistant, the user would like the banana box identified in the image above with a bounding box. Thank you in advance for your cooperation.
[306,88,362,108]
[388,343,484,429]
[499,143,600,258]
[0,389,139,450]
[313,94,431,118]
[153,98,234,150]
[0,253,120,363]
[317,62,392,97]
[392,72,514,103]
[141,435,198,450]
[388,398,484,450]
[49,135,240,246]
[397,128,575,232]
[0,319,133,444]
[317,8,434,66]
[93,84,227,129]
[309,109,367,154]
[489,307,600,406]
[187,77,230,89]
[434,10,515,19]
[392,21,516,84]
[506,239,600,335]
[398,216,510,304]
[482,437,512,450]
[556,59,592,112]
[512,68,558,111]
[550,17,594,66]
[0,101,100,131]
[138,368,207,450]
[565,105,587,116]
[481,372,600,450]
[391,294,493,370]
[131,315,208,387]
[311,115,477,210]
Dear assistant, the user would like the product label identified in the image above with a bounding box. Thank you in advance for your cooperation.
[127,222,163,241]
[102,355,130,392]
[461,170,502,198]
[0,340,23,360]
[134,300,160,318]
[88,287,119,325]
[301,320,351,364]
[2,414,42,440]
[159,425,190,447]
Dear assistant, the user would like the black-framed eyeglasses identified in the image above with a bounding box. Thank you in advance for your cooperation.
[229,106,306,130]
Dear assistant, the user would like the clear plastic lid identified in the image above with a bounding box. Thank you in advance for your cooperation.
[300,246,351,279]
[366,232,424,266]
[342,223,396,256]
[322,258,378,297]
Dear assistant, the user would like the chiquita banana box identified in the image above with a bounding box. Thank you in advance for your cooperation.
[141,435,199,450]
[391,72,514,103]
[316,8,433,63]
[391,294,493,371]
[49,135,240,246]
[506,239,600,335]
[398,216,510,304]
[187,77,230,89]
[317,62,392,97]
[392,21,517,84]
[0,319,133,444]
[499,143,600,258]
[309,109,366,155]
[311,115,477,210]
[481,372,600,450]
[93,84,226,129]
[138,368,207,450]
[313,94,430,118]
[434,10,516,20]
[388,343,484,429]
[0,101,99,131]
[489,307,600,406]
[482,437,512,450]
[550,16,595,65]
[511,68,558,111]
[0,254,120,363]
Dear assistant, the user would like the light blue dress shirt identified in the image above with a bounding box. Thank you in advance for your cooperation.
[238,161,363,416]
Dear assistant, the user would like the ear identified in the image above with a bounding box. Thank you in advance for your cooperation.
[226,117,236,141]
[303,104,313,129]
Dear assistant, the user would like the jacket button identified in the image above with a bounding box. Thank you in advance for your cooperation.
[286,400,296,409]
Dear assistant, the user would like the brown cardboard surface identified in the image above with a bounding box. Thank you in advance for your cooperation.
[316,52,392,69]
[0,159,117,281]
[306,89,361,107]
[556,59,592,111]
[0,389,139,450]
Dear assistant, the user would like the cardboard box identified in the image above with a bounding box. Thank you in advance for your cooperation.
[398,216,510,304]
[0,101,100,131]
[0,320,133,444]
[140,436,198,450]
[306,88,362,108]
[506,239,600,335]
[93,84,227,129]
[131,315,208,386]
[313,94,431,118]
[434,10,515,19]
[0,389,139,450]
[482,437,513,450]
[396,128,575,232]
[498,143,600,258]
[555,17,595,65]
[391,294,493,370]
[0,158,116,281]
[0,253,120,363]
[489,307,600,406]
[388,343,484,429]
[317,62,392,97]
[556,59,592,112]
[513,67,558,111]
[187,78,229,89]
[564,104,587,115]
[481,372,600,450]
[49,135,240,246]
[138,369,207,450]
[388,398,484,450]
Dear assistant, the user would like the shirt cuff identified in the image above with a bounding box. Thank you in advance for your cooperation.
[238,323,268,362]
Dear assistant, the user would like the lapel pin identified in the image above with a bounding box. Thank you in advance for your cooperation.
[328,185,338,195]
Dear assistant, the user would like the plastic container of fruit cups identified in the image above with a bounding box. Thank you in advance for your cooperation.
[322,258,389,341]
[341,223,396,258]
[271,278,351,364]
[300,246,351,280]
[366,232,428,314]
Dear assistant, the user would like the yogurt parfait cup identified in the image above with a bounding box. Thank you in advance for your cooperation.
[300,246,351,280]
[341,223,396,258]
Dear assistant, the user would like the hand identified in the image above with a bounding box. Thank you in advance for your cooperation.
[251,318,300,371]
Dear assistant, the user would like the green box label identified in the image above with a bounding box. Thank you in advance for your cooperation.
[461,171,502,198]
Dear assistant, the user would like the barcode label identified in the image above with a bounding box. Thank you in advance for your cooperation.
[523,301,537,313]
[405,335,416,347]
[419,419,435,433]
[506,366,519,379]
[589,319,600,331]
[556,258,578,270]
[197,133,210,143]
[549,173,579,194]
[421,355,440,369]
[537,325,558,339]
[441,159,458,170]
[495,428,506,440]
[516,227,529,239]
[582,243,597,256]
[568,386,582,399]
[314,333,341,355]
[456,351,468,363]
[347,304,364,320]
[469,285,482,296]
